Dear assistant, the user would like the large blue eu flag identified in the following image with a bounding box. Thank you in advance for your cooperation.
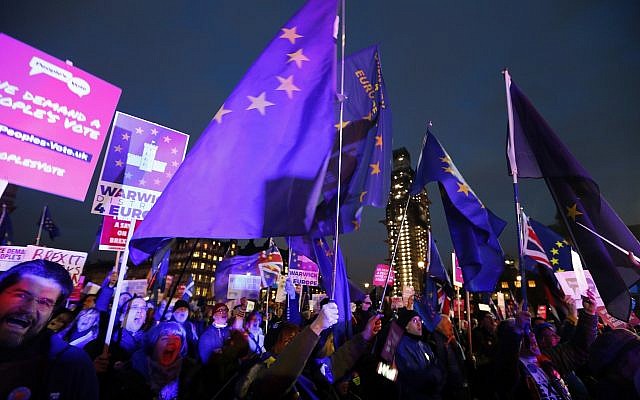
[130,0,338,263]
[411,130,506,293]
[507,75,640,320]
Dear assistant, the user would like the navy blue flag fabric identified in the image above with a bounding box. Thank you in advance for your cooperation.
[130,0,338,264]
[289,235,352,346]
[416,234,452,332]
[182,274,194,301]
[508,78,640,320]
[410,130,507,292]
[149,239,174,294]
[313,45,392,236]
[39,206,60,240]
[0,207,13,245]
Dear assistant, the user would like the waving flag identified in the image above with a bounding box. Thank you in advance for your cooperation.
[506,74,640,320]
[313,45,392,235]
[38,206,60,240]
[182,274,194,301]
[257,244,283,287]
[130,0,338,263]
[416,233,453,332]
[410,130,506,292]
[214,253,261,301]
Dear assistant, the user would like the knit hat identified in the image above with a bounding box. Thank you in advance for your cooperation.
[397,308,420,331]
[212,302,229,314]
[533,322,556,340]
[173,299,190,311]
[589,328,640,376]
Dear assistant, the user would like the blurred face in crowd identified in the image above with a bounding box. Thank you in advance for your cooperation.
[406,316,423,336]
[153,334,182,366]
[539,327,561,350]
[123,298,147,332]
[47,311,73,332]
[481,313,497,333]
[437,315,455,339]
[245,313,262,333]
[173,307,189,324]
[76,308,99,332]
[362,296,372,312]
[82,295,96,310]
[0,274,61,348]
[213,307,229,325]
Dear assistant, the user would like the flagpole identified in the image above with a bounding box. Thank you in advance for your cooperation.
[575,221,640,267]
[503,70,528,312]
[331,0,347,301]
[0,204,6,228]
[378,125,430,312]
[105,223,136,346]
[161,239,198,321]
[35,205,47,246]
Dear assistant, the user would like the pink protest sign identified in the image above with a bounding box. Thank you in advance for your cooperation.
[0,34,121,201]
[373,263,394,287]
[99,216,142,252]
[451,252,464,287]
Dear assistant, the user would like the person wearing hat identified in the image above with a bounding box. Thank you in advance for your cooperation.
[170,299,198,359]
[199,302,231,364]
[589,328,640,398]
[394,308,444,400]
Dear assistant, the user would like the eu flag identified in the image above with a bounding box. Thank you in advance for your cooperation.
[213,252,261,301]
[130,0,338,263]
[289,235,351,346]
[507,76,640,320]
[416,234,453,332]
[313,45,392,236]
[38,206,60,240]
[410,130,506,293]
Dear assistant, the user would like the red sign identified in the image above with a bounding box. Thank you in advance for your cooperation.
[373,264,394,287]
[68,275,85,302]
[99,216,141,251]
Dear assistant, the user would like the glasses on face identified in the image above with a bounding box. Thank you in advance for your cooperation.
[9,289,56,312]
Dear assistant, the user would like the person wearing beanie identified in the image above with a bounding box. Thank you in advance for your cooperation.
[198,303,231,364]
[170,299,199,359]
[588,328,640,399]
[394,307,444,400]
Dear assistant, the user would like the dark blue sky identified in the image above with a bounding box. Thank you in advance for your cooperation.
[2,1,639,286]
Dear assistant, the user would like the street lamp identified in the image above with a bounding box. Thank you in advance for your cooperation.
[417,261,425,269]
[363,282,370,289]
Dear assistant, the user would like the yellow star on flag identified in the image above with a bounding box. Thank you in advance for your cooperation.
[276,75,300,99]
[456,182,471,196]
[352,220,360,230]
[556,268,565,272]
[213,104,232,124]
[551,248,559,255]
[375,135,383,148]
[440,155,451,164]
[287,48,310,68]
[566,203,583,221]
[246,92,275,115]
[359,191,367,203]
[551,258,559,266]
[280,26,303,44]
[556,241,564,248]
[442,166,455,175]
[334,120,350,129]
[369,162,381,175]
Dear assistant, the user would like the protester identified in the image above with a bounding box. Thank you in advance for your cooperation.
[432,314,470,400]
[238,302,382,399]
[47,308,74,333]
[0,260,99,399]
[59,306,101,349]
[471,310,498,399]
[588,328,640,398]
[108,321,198,400]
[394,308,444,399]
[353,294,374,334]
[199,302,231,364]
[170,299,199,359]
[245,310,266,355]
[533,291,598,399]
[111,296,148,362]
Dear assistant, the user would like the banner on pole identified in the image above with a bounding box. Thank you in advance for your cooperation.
[0,34,121,201]
[0,245,28,271]
[24,245,87,285]
[227,274,261,300]
[92,112,189,220]
[288,254,319,286]
[451,252,464,288]
[373,263,394,287]
[99,216,141,251]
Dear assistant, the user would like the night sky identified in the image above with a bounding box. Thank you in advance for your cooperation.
[2,1,639,287]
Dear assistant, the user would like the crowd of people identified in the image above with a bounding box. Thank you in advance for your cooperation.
[1,259,639,399]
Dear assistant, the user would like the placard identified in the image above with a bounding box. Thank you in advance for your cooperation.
[452,252,464,288]
[23,245,87,285]
[99,216,141,251]
[227,274,261,300]
[0,34,121,201]
[0,245,27,271]
[92,112,189,220]
[555,269,605,309]
[373,263,394,287]
[289,254,319,286]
